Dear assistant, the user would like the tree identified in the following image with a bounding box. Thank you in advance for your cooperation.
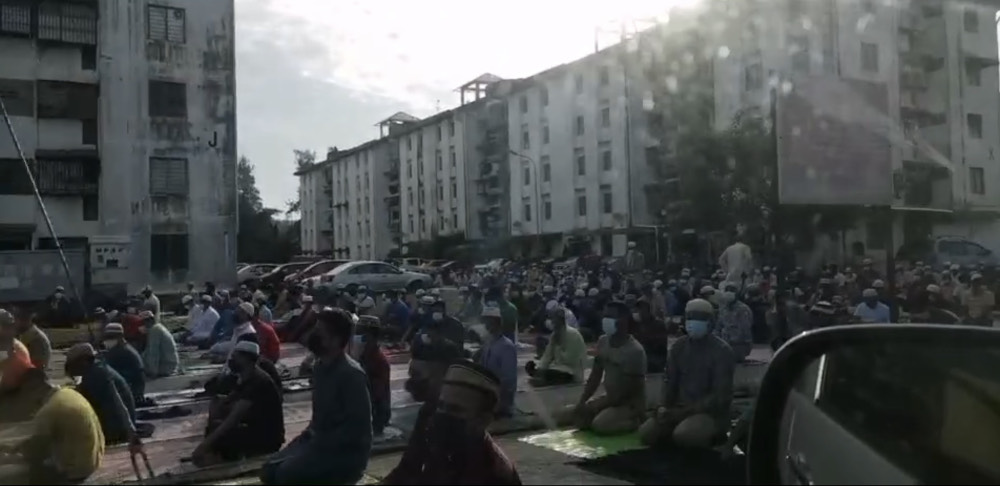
[237,156,300,263]
[285,149,318,215]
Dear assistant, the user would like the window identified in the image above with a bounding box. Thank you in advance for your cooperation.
[542,195,552,220]
[970,167,985,195]
[406,136,412,150]
[601,184,613,214]
[148,5,185,43]
[421,219,426,232]
[575,115,585,136]
[576,191,587,216]
[0,79,34,117]
[790,35,809,73]
[861,42,878,72]
[524,201,532,222]
[82,195,99,221]
[600,106,611,128]
[438,185,443,201]
[967,113,983,138]
[541,156,551,182]
[82,119,97,145]
[451,177,457,197]
[599,66,610,86]
[600,142,612,171]
[963,8,977,32]
[521,123,530,149]
[81,45,97,70]
[523,164,531,185]
[453,214,458,228]
[406,159,413,178]
[449,146,456,168]
[448,120,455,137]
[148,81,187,118]
[149,157,188,196]
[436,125,442,141]
[745,62,763,91]
[540,87,549,107]
[37,81,98,119]
[966,60,981,86]
[406,188,412,205]
[520,95,528,113]
[575,148,586,176]
[409,216,414,233]
[150,233,188,272]
[574,74,584,93]
[436,150,442,171]
[542,125,550,144]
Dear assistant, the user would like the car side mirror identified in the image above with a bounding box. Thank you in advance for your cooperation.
[748,324,1000,485]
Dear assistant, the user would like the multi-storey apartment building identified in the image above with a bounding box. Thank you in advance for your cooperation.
[711,0,1000,253]
[0,0,237,291]
[297,159,331,254]
[504,47,658,257]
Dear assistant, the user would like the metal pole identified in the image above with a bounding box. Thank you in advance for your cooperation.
[0,95,92,341]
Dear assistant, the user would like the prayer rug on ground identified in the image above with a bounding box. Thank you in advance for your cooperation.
[519,428,643,460]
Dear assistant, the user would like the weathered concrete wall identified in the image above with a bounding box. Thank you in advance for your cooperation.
[100,0,237,290]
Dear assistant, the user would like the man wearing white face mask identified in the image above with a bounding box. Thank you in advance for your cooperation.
[714,283,753,362]
[639,299,734,449]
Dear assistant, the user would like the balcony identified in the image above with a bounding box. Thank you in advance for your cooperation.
[384,192,400,202]
[893,164,952,211]
[34,156,100,196]
[0,1,98,45]
[899,70,928,90]
[384,162,400,179]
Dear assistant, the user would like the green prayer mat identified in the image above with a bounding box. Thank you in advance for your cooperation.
[519,428,644,460]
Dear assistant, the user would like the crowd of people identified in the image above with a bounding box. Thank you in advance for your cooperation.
[1,235,998,484]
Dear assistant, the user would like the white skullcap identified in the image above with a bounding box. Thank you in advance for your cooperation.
[685,298,714,315]
[238,302,255,316]
[588,288,599,297]
[481,306,501,318]
[700,285,715,295]
[67,343,96,360]
[950,264,960,271]
[628,241,637,248]
[103,323,124,335]
[542,285,555,293]
[182,295,193,304]
[926,284,941,294]
[971,273,984,281]
[420,295,436,305]
[430,288,441,296]
[459,286,469,292]
[872,279,885,288]
[201,294,213,303]
[574,289,585,297]
[545,300,559,311]
[138,310,155,320]
[818,278,832,285]
[653,280,663,288]
[233,341,260,356]
[358,296,375,309]
[415,289,426,296]
[301,295,314,303]
[254,290,267,302]
[862,288,878,298]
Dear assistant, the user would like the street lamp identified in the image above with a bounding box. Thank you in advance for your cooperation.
[509,149,543,252]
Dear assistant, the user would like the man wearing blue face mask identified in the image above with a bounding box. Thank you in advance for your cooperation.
[573,301,647,436]
[639,299,734,449]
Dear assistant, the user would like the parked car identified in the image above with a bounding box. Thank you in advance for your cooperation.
[304,261,355,286]
[237,263,279,283]
[236,262,249,271]
[319,260,432,292]
[285,259,351,284]
[474,258,506,272]
[254,262,313,287]
[896,235,1000,269]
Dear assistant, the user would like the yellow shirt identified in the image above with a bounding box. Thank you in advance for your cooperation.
[20,387,104,480]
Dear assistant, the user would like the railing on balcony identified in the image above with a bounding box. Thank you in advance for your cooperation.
[34,157,100,196]
[0,1,98,45]
[894,165,952,211]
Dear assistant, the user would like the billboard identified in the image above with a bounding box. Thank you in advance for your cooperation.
[776,75,893,206]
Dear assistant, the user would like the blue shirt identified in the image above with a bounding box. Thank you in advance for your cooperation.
[386,300,410,330]
[853,302,891,323]
[479,335,517,415]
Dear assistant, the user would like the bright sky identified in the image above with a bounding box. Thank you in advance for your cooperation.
[237,0,688,210]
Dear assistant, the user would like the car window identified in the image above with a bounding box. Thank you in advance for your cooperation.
[376,263,401,274]
[968,243,991,257]
[350,264,374,274]
[938,240,969,256]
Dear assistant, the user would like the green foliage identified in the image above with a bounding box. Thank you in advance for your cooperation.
[237,156,300,263]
